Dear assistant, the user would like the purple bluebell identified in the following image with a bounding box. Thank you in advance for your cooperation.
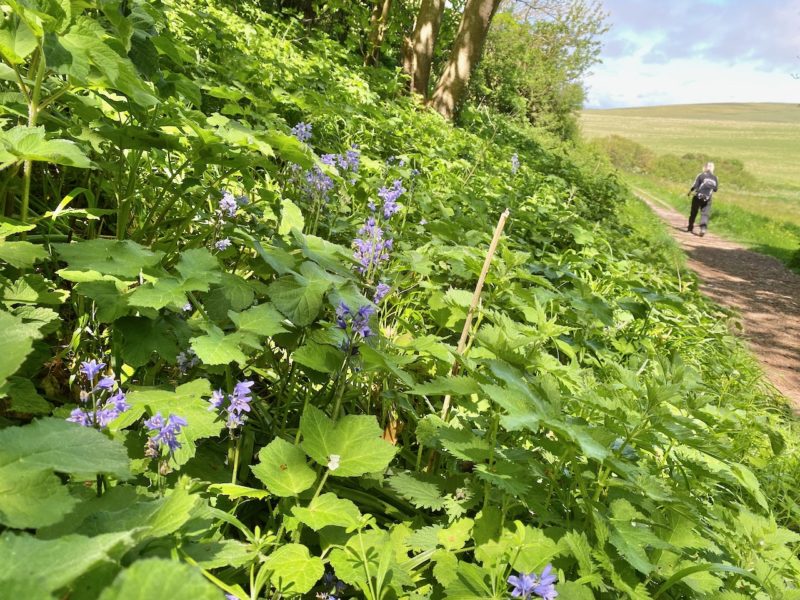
[411,168,420,177]
[508,572,537,599]
[533,565,557,599]
[182,302,193,312]
[209,389,226,410]
[177,348,200,373]
[215,238,232,251]
[107,389,129,413]
[67,408,93,427]
[208,380,255,430]
[338,145,360,172]
[145,413,187,454]
[378,179,405,219]
[374,283,390,303]
[321,153,337,166]
[353,218,392,274]
[219,191,238,218]
[303,166,334,202]
[80,360,106,381]
[291,122,312,142]
[335,302,351,329]
[67,376,129,429]
[511,152,520,174]
[95,375,116,391]
[352,305,375,338]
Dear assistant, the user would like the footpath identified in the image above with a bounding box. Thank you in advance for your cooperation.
[634,187,800,411]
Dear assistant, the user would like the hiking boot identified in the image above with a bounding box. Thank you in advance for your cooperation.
[699,227,706,237]
[686,226,693,233]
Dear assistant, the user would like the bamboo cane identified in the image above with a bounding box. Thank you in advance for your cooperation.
[440,208,510,420]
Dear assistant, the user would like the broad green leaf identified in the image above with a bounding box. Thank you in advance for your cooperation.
[300,405,397,477]
[128,277,187,310]
[0,531,133,593]
[292,492,362,531]
[181,539,256,570]
[267,262,334,326]
[56,239,163,279]
[74,281,129,323]
[437,518,473,551]
[442,561,499,600]
[0,218,35,238]
[292,340,345,373]
[115,316,179,367]
[229,302,288,337]
[115,379,220,467]
[0,126,91,169]
[251,437,316,497]
[175,248,222,291]
[207,484,270,500]
[217,272,255,310]
[0,18,38,64]
[263,543,324,596]
[0,240,48,269]
[1,376,51,414]
[98,558,221,600]
[279,198,304,237]
[556,582,596,600]
[0,467,74,529]
[190,326,248,366]
[0,310,41,387]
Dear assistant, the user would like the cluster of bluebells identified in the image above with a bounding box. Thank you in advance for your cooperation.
[66,359,130,429]
[511,152,520,174]
[373,282,391,303]
[209,380,254,430]
[144,413,187,456]
[217,190,248,220]
[336,302,375,340]
[353,216,393,275]
[317,571,347,600]
[508,565,557,600]
[291,121,312,143]
[176,348,200,373]
[215,238,231,251]
[378,179,404,219]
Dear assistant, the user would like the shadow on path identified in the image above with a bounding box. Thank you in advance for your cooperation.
[635,190,800,410]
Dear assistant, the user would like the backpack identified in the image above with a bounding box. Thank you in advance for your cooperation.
[696,177,716,202]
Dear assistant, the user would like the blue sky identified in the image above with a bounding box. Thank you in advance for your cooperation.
[585,0,800,107]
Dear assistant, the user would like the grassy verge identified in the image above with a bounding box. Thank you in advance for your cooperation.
[627,173,800,269]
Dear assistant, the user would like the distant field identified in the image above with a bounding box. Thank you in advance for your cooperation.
[580,103,800,266]
[581,103,800,187]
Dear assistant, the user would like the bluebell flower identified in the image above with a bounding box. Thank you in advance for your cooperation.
[215,238,232,251]
[291,121,312,142]
[219,191,238,218]
[339,145,360,172]
[209,389,226,410]
[177,348,200,373]
[80,359,106,381]
[533,565,557,599]
[511,152,520,174]
[208,380,255,430]
[182,302,193,312]
[508,572,537,598]
[144,412,187,454]
[374,283,390,303]
[107,389,129,413]
[352,305,375,338]
[353,218,392,274]
[67,408,94,427]
[378,179,405,219]
[95,375,116,391]
[67,374,129,429]
[321,153,337,166]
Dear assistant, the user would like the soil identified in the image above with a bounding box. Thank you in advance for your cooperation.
[636,190,800,412]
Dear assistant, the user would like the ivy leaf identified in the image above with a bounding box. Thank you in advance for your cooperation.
[0,240,49,269]
[292,492,362,531]
[0,126,91,169]
[98,558,221,600]
[300,405,397,477]
[263,543,324,596]
[251,437,317,497]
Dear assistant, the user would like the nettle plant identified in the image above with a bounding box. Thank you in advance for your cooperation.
[2,1,800,599]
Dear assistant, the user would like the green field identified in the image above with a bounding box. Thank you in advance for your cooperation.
[581,103,800,265]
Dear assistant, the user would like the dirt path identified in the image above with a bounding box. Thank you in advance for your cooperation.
[634,188,800,411]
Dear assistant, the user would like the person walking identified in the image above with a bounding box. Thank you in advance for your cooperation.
[686,162,719,236]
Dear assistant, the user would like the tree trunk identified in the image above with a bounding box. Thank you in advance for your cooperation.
[430,0,501,119]
[365,0,393,66]
[403,0,446,98]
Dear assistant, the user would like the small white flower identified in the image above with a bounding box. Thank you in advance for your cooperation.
[327,454,341,471]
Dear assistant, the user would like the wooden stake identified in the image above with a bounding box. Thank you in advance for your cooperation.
[440,208,510,420]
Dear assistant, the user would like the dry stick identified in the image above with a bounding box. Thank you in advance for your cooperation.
[440,208,510,421]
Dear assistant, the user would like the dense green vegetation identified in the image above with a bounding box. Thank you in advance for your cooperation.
[1,2,800,599]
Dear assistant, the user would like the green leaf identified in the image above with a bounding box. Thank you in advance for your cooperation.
[388,472,446,511]
[0,18,38,64]
[115,316,178,367]
[229,302,288,337]
[292,340,345,373]
[0,126,91,169]
[190,326,248,366]
[98,558,221,600]
[114,379,220,467]
[207,484,270,500]
[1,377,51,414]
[175,248,222,291]
[0,240,48,269]
[251,437,317,497]
[56,239,163,279]
[300,405,397,477]
[556,582,596,600]
[74,281,129,323]
[267,262,334,326]
[263,543,324,596]
[0,531,133,593]
[128,277,187,310]
[217,273,255,311]
[278,198,304,237]
[292,492,362,531]
[408,376,480,396]
[0,310,42,387]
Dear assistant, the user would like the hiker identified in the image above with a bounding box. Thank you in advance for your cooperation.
[686,162,719,236]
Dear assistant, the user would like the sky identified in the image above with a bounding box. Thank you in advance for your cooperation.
[584,0,800,108]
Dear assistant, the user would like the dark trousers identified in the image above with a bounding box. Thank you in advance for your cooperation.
[688,196,711,230]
